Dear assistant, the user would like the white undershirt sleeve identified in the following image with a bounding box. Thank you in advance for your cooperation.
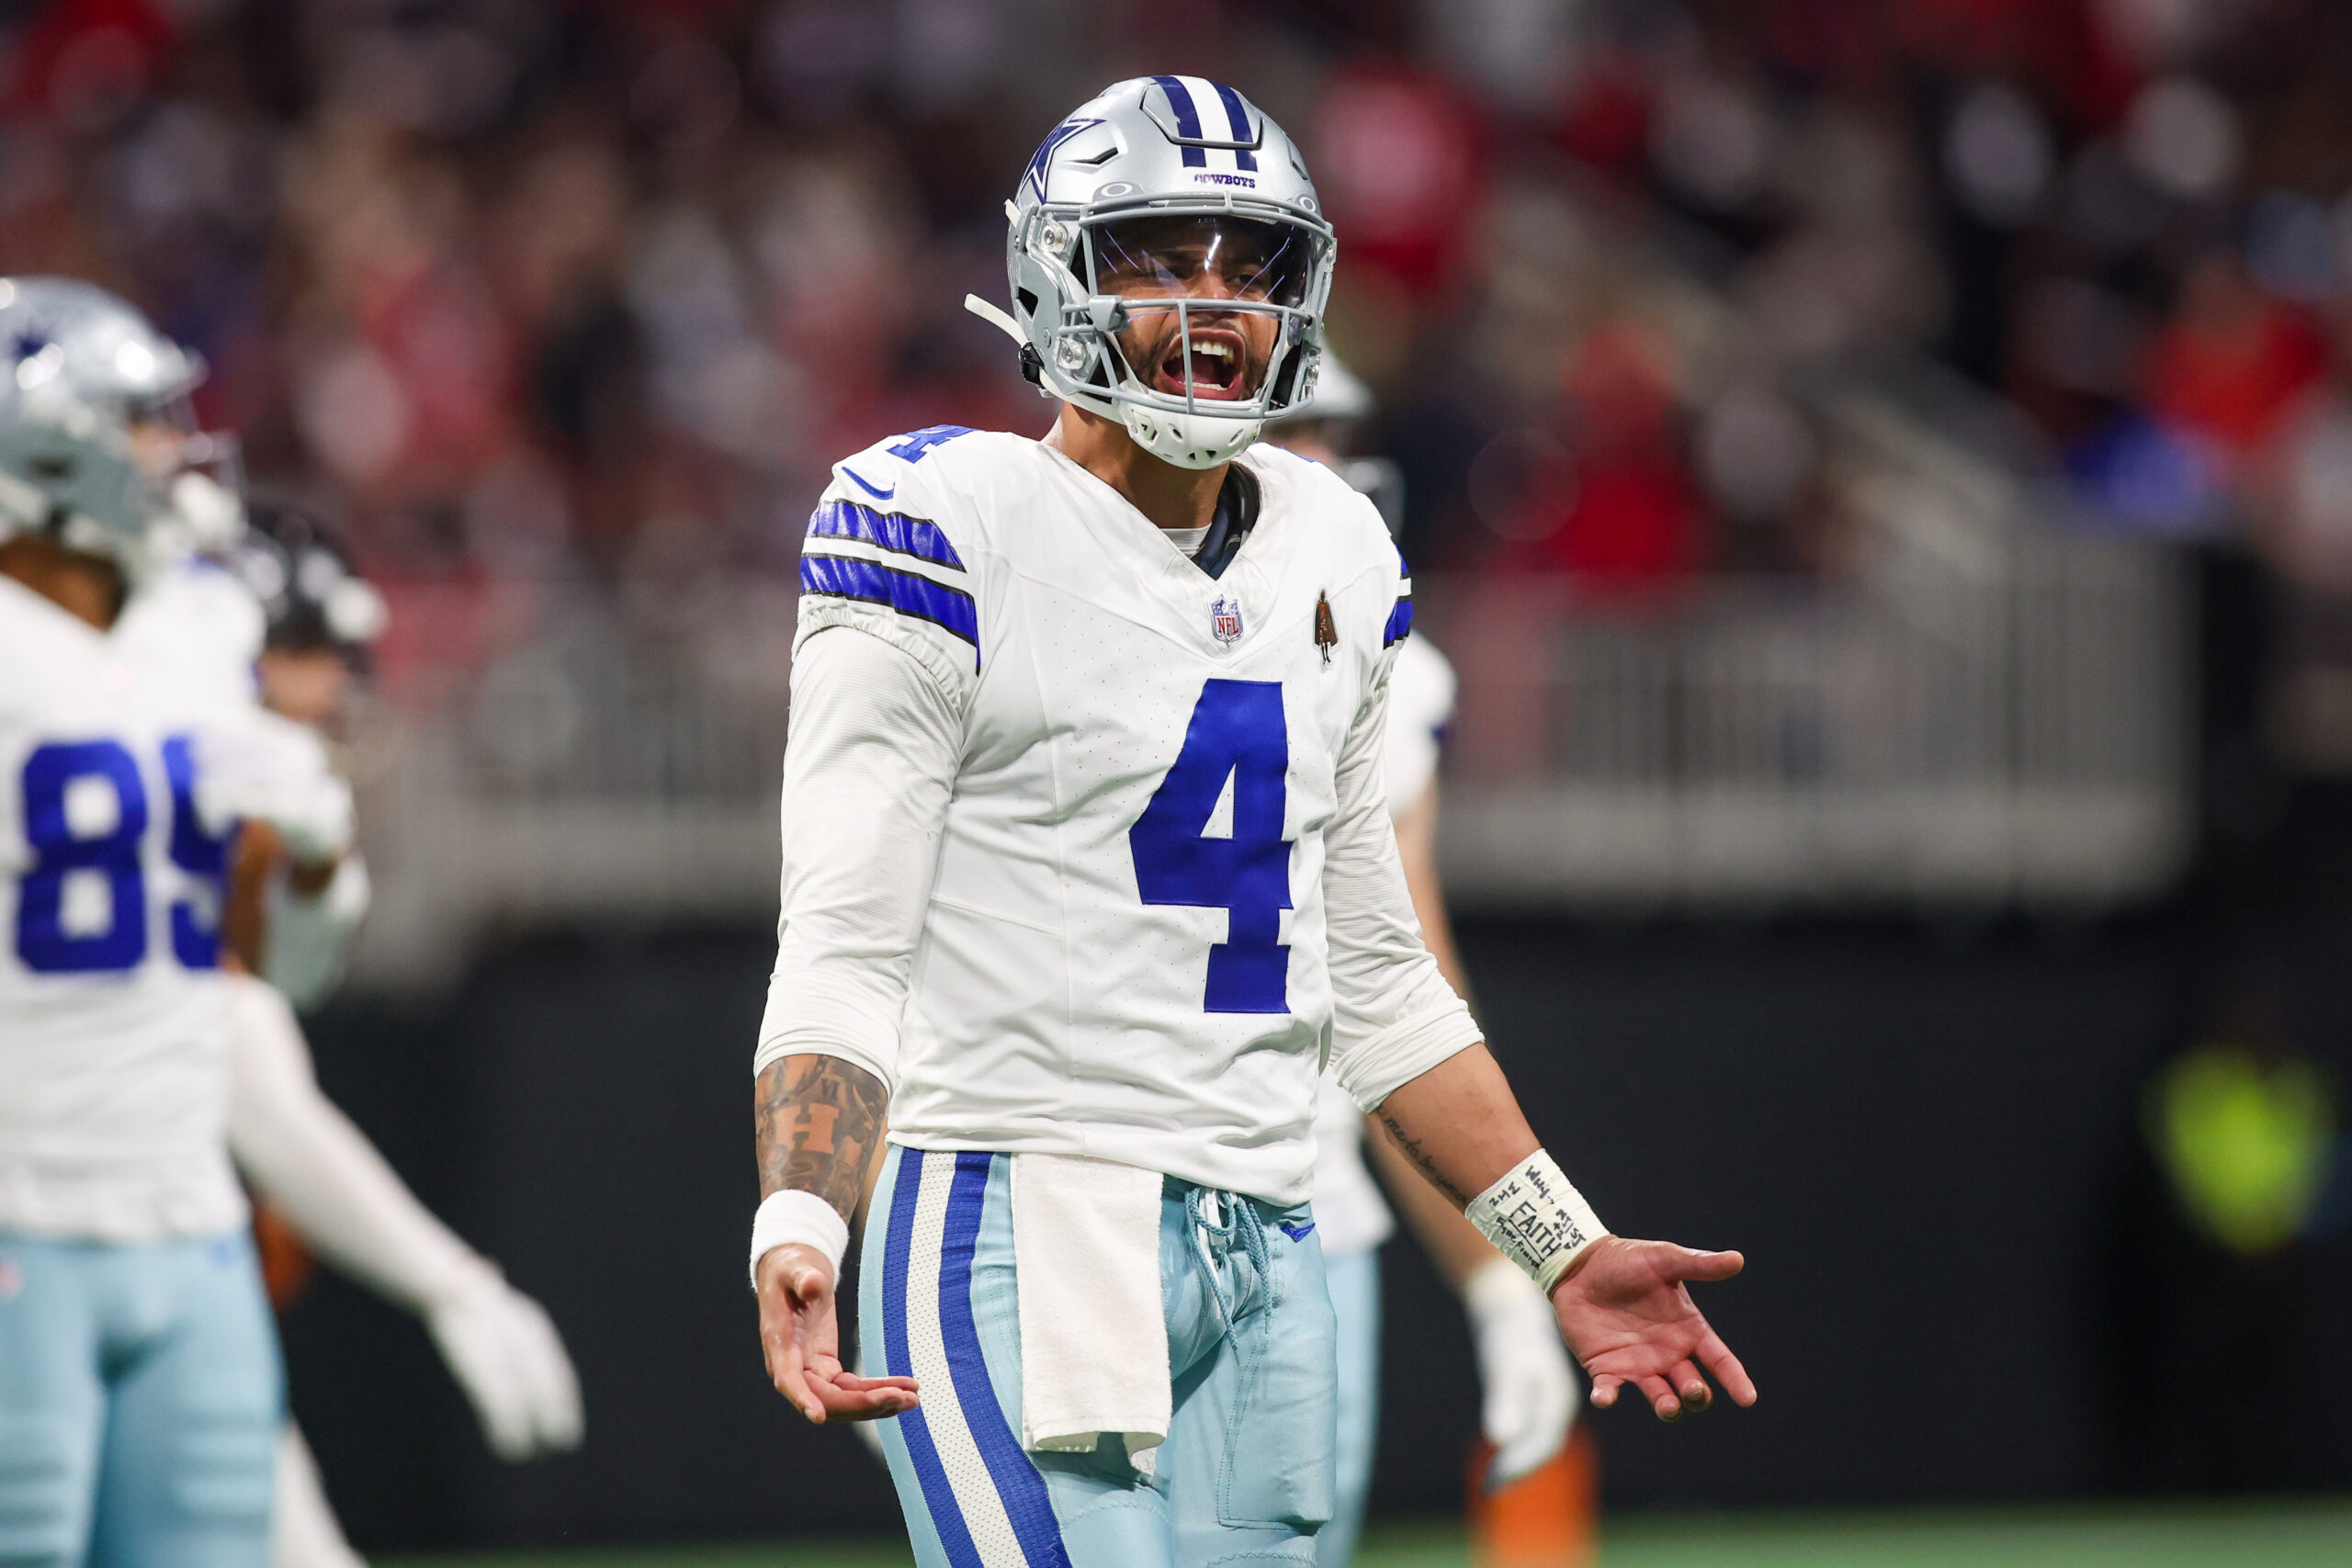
[1323,651,1485,1111]
[222,972,485,1311]
[753,625,963,1091]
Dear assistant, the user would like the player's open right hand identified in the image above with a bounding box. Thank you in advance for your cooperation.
[756,1243,919,1425]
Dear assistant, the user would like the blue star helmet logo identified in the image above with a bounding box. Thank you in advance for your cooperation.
[6,328,51,364]
[1024,117,1103,200]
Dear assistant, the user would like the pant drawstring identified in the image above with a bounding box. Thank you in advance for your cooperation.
[1185,1185,1274,1331]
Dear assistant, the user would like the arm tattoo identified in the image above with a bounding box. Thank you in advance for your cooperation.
[755,1055,889,1222]
[1377,1111,1472,1207]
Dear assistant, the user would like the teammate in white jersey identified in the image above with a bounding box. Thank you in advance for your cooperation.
[0,278,322,1568]
[749,79,1755,1567]
[1265,371,1579,1565]
[204,502,581,1568]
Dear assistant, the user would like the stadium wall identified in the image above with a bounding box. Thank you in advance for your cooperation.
[286,903,2352,1551]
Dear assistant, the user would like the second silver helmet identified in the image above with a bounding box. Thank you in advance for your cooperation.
[0,276,237,580]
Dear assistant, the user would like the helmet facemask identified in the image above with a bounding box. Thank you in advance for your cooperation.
[130,393,246,559]
[1013,204,1333,469]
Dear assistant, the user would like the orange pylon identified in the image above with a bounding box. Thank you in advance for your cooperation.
[1467,1424,1599,1568]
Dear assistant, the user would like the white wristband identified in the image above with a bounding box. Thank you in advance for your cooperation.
[1464,1150,1606,1292]
[749,1190,850,1292]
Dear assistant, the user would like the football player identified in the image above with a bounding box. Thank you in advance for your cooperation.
[210,501,582,1568]
[221,501,385,1010]
[750,79,1754,1568]
[0,278,342,1568]
[1265,366,1580,1565]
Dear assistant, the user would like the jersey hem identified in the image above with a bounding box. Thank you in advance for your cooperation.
[882,1128,1316,1208]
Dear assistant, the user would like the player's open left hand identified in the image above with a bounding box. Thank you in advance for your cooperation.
[1550,1236,1755,1422]
[757,1244,919,1425]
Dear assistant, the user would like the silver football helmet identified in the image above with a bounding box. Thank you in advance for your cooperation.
[229,494,388,662]
[0,276,241,580]
[974,76,1338,469]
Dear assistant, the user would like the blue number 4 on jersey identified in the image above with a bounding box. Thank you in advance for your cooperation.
[1129,680,1293,1014]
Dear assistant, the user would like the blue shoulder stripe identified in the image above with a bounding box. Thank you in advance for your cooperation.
[808,501,966,570]
[800,553,980,664]
[1384,594,1413,647]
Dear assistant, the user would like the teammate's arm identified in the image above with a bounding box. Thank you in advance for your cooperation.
[752,625,959,1425]
[193,706,356,886]
[223,974,583,1459]
[1391,773,1471,1008]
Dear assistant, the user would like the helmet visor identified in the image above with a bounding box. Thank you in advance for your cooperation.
[1088,214,1316,309]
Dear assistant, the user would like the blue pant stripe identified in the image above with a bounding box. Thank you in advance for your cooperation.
[940,1153,1073,1568]
[883,1151,985,1568]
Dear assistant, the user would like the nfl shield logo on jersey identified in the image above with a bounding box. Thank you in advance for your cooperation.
[1209,595,1244,645]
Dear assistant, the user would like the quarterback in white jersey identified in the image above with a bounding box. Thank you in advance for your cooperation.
[750,78,1754,1568]
[0,278,305,1568]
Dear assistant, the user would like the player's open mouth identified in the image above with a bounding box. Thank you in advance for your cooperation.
[1154,326,1250,400]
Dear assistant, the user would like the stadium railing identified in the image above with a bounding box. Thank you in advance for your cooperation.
[345,391,2189,987]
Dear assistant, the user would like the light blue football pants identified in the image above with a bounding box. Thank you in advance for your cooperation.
[0,1230,280,1568]
[861,1146,1339,1568]
[1315,1248,1380,1568]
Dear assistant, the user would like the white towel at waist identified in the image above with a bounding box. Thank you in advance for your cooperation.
[1011,1153,1170,1469]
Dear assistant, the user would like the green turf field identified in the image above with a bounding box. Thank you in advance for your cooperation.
[381,1497,2352,1568]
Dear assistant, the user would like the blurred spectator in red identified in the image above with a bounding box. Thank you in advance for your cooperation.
[2242,303,2352,598]
[2143,250,2327,463]
[1310,65,1487,301]
[1504,321,1711,589]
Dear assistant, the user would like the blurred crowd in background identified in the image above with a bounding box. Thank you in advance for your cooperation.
[6,0,2352,739]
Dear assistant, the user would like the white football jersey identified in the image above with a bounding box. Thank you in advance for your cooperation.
[1311,632,1459,1258]
[759,428,1479,1204]
[0,567,260,1241]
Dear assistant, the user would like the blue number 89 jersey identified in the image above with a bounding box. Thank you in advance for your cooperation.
[0,569,257,1242]
[761,430,1480,1205]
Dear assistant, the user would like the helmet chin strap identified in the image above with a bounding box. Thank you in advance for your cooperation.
[965,294,1024,344]
[1124,301,1268,468]
[1120,401,1262,470]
